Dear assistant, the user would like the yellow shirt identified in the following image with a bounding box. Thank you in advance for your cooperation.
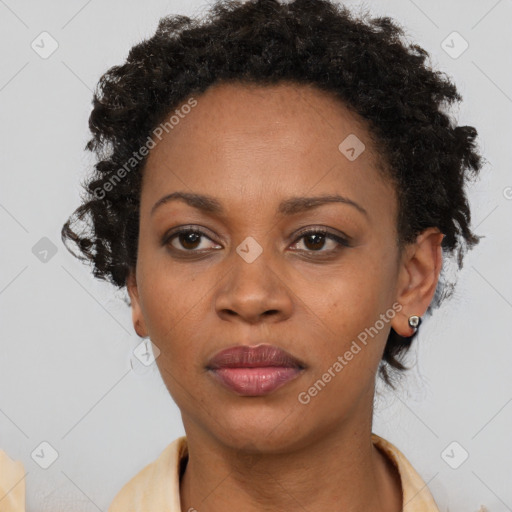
[0,450,25,512]
[0,439,491,511]
[107,433,444,512]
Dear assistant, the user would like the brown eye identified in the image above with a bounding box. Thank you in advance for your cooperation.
[164,228,220,252]
[302,232,328,251]
[176,231,202,250]
[291,228,351,254]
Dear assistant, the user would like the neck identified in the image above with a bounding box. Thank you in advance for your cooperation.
[179,413,402,512]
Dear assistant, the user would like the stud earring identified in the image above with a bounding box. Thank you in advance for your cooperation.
[408,315,422,330]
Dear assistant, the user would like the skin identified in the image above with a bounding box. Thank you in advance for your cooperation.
[126,81,444,512]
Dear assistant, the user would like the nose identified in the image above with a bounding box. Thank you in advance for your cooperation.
[213,243,294,325]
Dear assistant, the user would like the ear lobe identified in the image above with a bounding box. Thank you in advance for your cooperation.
[126,268,148,338]
[391,228,444,336]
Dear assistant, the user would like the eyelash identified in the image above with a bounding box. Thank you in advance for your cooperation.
[163,226,352,256]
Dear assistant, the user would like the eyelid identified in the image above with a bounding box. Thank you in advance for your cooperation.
[292,226,352,245]
[163,225,351,242]
[163,224,353,253]
[164,224,219,242]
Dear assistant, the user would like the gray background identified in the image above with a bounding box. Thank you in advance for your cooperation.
[1,0,511,511]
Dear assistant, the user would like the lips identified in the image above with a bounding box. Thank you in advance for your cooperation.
[206,344,306,396]
[206,344,305,370]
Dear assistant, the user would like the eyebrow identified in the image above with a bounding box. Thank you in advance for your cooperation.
[150,191,368,218]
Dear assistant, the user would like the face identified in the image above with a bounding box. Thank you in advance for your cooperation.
[127,81,442,452]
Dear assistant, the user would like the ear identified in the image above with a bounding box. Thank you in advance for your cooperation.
[390,227,444,337]
[126,267,149,338]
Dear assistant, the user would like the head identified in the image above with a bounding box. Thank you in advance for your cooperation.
[62,0,482,449]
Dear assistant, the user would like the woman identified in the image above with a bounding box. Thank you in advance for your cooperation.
[59,0,484,510]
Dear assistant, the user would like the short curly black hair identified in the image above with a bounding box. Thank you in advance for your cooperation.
[62,0,483,389]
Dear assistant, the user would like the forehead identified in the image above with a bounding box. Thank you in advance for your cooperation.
[151,80,373,150]
[141,81,395,223]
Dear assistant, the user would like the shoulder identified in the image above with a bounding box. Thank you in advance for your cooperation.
[371,433,441,512]
[0,450,26,512]
[107,436,187,512]
[370,434,488,511]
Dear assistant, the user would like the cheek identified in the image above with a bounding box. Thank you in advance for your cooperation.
[136,257,208,357]
[302,253,395,330]
[294,263,395,415]
[298,253,398,382]
[137,269,211,405]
